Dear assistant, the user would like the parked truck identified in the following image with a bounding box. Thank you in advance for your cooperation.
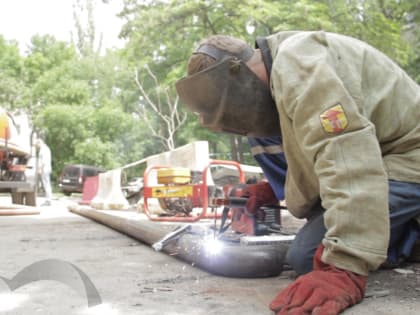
[0,107,37,206]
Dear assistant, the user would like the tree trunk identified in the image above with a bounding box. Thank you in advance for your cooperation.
[230,135,245,163]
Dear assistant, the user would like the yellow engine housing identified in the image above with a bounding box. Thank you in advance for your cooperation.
[157,167,191,185]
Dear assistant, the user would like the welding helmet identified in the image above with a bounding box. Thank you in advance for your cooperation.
[175,43,281,137]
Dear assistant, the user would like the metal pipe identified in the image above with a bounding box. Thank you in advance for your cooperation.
[0,209,40,216]
[69,206,171,243]
[69,207,287,278]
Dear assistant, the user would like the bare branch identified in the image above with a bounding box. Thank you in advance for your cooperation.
[133,67,187,150]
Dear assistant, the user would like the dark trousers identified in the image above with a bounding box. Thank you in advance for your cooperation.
[286,180,420,275]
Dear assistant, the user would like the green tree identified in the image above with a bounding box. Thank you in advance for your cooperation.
[22,35,79,116]
[24,35,76,85]
[72,0,103,56]
[31,59,91,107]
[3,0,417,176]
[119,0,417,161]
[0,36,25,109]
[375,0,420,82]
[34,104,93,178]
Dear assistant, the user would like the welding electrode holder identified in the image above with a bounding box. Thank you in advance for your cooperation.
[152,224,192,251]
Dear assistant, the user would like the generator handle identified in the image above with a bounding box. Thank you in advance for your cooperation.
[202,159,246,186]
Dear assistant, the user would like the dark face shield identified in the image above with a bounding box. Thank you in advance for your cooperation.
[175,58,281,137]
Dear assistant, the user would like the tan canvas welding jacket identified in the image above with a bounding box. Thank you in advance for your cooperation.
[175,44,281,137]
[265,31,420,276]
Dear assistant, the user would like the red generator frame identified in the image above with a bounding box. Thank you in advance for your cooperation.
[142,159,245,222]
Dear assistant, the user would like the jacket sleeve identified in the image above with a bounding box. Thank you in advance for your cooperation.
[272,32,389,276]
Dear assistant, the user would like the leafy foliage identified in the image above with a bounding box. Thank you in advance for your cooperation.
[34,104,93,178]
[119,0,418,161]
[0,0,418,177]
[0,36,25,109]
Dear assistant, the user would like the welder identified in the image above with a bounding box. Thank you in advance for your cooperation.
[176,31,420,314]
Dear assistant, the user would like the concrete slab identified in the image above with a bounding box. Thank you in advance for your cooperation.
[0,198,419,314]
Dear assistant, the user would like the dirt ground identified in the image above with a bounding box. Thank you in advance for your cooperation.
[1,195,420,315]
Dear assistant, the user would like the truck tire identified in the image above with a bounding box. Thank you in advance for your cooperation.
[11,192,24,205]
[25,192,36,206]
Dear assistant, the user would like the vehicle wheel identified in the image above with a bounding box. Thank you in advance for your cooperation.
[24,192,36,206]
[64,191,72,196]
[11,192,24,205]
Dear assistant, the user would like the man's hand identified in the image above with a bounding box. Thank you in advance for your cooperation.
[270,245,367,315]
[239,181,277,214]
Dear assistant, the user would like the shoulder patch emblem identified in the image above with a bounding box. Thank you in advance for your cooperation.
[320,104,348,133]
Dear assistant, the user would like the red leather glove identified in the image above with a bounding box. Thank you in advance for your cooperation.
[240,181,277,214]
[270,245,367,315]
